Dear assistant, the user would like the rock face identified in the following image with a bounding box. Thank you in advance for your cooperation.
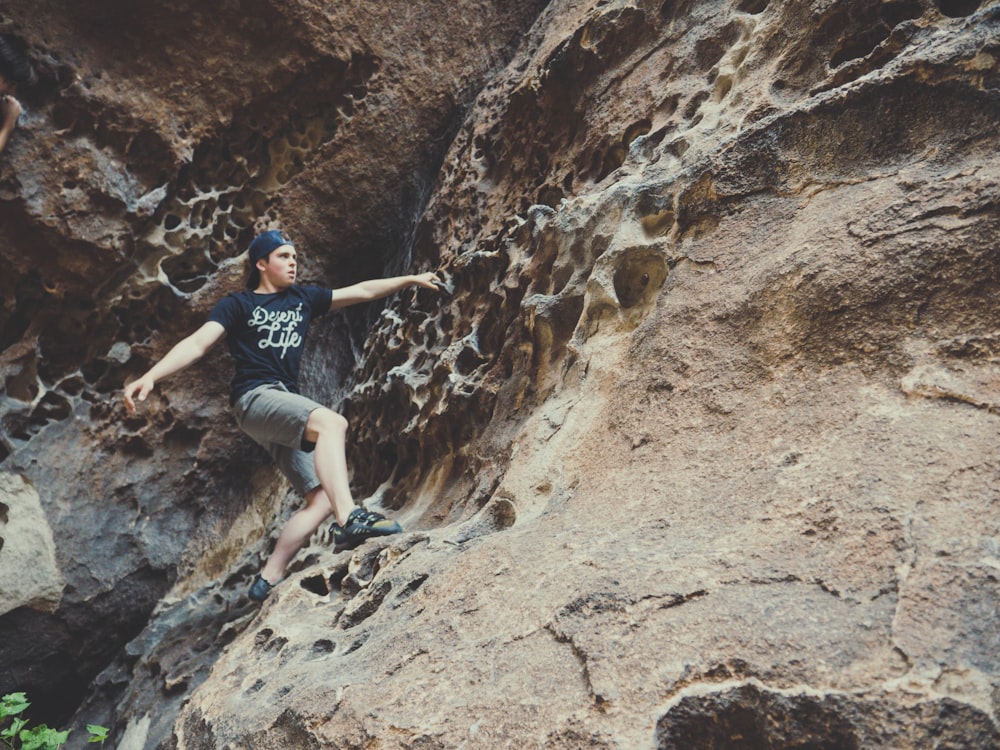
[0,0,549,722]
[1,0,999,748]
[0,472,62,616]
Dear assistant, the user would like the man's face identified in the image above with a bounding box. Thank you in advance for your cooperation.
[258,244,297,288]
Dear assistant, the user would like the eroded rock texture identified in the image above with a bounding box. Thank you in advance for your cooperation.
[0,472,62,616]
[0,0,548,725]
[0,0,998,748]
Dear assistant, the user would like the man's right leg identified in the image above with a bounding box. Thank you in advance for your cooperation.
[303,407,356,527]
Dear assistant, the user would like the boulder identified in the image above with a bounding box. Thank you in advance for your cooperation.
[0,472,62,616]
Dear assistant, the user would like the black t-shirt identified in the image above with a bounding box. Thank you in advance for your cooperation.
[207,285,332,403]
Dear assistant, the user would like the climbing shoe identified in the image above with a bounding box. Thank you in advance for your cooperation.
[327,521,349,548]
[342,507,403,546]
[248,574,274,602]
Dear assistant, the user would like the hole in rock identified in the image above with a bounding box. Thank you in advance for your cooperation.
[614,250,669,309]
[81,359,108,385]
[624,119,652,147]
[6,411,32,442]
[641,210,676,238]
[120,435,154,458]
[5,362,39,402]
[683,92,709,120]
[659,0,694,22]
[588,148,605,179]
[171,275,209,294]
[312,639,335,655]
[655,683,861,749]
[936,0,981,16]
[830,26,890,68]
[58,376,85,396]
[301,575,330,596]
[51,105,76,131]
[537,185,564,208]
[396,574,429,604]
[455,344,486,375]
[344,635,367,654]
[329,568,348,591]
[30,391,72,425]
[163,423,204,450]
[736,0,768,13]
[715,74,734,101]
[126,131,173,183]
[816,8,850,43]
[657,93,680,118]
[666,138,689,158]
[882,0,924,27]
[263,636,287,653]
[0,502,8,523]
[597,144,626,181]
[694,37,728,71]
[694,21,741,71]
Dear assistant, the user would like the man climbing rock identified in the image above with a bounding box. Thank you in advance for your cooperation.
[124,229,442,602]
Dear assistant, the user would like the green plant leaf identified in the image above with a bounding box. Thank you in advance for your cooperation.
[0,693,30,719]
[2,716,28,738]
[19,724,70,750]
[86,724,109,743]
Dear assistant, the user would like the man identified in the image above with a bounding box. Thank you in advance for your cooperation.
[124,229,442,601]
[0,34,33,155]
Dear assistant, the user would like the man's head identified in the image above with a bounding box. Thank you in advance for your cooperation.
[246,229,294,289]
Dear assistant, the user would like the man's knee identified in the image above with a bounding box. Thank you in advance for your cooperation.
[307,407,348,436]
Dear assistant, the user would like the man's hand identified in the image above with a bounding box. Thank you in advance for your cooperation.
[411,271,443,290]
[123,375,155,414]
[0,95,22,127]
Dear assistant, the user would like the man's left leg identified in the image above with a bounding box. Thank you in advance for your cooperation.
[303,407,356,526]
[305,406,402,544]
[259,487,333,584]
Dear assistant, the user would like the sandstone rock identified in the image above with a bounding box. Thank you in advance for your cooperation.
[0,472,62,616]
[0,0,549,724]
[0,0,998,747]
[158,0,999,747]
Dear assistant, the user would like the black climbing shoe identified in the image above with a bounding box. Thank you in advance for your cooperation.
[327,521,350,549]
[342,507,403,546]
[248,574,274,602]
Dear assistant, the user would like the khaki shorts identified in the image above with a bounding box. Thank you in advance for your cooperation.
[234,383,322,496]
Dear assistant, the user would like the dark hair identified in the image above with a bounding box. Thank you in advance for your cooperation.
[0,35,35,86]
[245,229,294,289]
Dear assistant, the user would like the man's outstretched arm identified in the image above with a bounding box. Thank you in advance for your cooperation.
[329,272,442,310]
[123,321,226,413]
[0,95,22,154]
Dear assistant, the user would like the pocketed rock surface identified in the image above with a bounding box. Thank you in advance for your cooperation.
[0,0,998,748]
